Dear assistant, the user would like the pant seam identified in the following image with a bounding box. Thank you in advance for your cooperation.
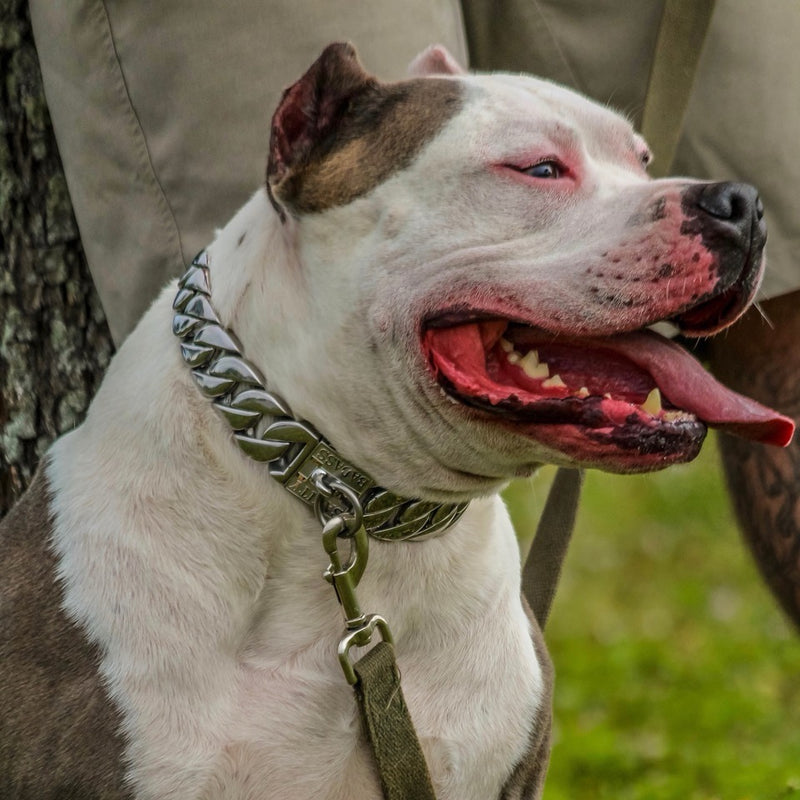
[95,0,185,270]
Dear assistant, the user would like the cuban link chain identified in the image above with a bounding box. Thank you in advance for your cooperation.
[172,250,468,542]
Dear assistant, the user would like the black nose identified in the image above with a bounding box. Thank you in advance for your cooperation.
[681,180,767,284]
[694,181,765,234]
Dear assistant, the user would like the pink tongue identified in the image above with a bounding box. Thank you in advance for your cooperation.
[425,324,794,447]
[597,331,793,446]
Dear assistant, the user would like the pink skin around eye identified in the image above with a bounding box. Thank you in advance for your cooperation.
[491,160,579,192]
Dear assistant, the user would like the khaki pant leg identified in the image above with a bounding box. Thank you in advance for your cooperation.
[30,0,468,343]
[674,0,800,300]
[460,0,664,124]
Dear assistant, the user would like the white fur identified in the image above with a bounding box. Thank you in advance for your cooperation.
[48,287,538,798]
[46,60,701,798]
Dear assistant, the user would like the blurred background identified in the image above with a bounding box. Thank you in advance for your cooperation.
[507,435,800,799]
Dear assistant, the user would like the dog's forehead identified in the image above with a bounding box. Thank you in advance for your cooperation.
[283,70,644,220]
[457,72,642,163]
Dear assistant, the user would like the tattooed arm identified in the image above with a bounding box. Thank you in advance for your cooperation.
[709,289,800,629]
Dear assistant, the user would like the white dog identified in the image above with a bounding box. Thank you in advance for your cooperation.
[0,43,792,800]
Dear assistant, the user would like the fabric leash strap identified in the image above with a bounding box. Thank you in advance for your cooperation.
[313,476,439,798]
[521,468,585,628]
[354,642,438,800]
[640,0,717,178]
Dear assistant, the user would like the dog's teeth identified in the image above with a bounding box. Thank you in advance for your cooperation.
[604,393,613,400]
[576,386,590,398]
[520,351,550,379]
[641,388,662,415]
[521,349,539,366]
[542,374,566,389]
[648,321,680,338]
[508,351,521,364]
[523,362,550,379]
[500,338,514,353]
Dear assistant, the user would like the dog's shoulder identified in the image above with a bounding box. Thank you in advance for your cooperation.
[0,464,130,799]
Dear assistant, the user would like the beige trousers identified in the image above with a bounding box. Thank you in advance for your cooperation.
[31,0,799,344]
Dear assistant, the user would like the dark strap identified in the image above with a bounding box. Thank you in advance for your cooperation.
[521,467,585,628]
[353,641,438,800]
[641,0,717,177]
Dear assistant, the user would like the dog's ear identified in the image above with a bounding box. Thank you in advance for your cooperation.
[407,45,466,77]
[267,42,376,220]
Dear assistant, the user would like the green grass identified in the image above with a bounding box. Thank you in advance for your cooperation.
[506,435,800,799]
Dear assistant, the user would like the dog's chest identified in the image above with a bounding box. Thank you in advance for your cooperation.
[213,631,540,800]
[192,504,543,800]
[48,416,543,799]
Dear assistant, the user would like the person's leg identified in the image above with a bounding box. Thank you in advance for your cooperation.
[709,289,800,628]
[29,0,468,345]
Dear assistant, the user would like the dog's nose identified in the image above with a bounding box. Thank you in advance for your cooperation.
[693,181,766,238]
[682,180,767,286]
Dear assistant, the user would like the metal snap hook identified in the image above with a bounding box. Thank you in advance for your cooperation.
[311,468,364,535]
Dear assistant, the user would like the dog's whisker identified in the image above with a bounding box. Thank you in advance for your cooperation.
[753,300,775,329]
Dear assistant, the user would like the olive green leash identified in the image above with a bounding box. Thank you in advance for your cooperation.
[314,469,438,798]
[521,468,585,628]
[354,642,438,800]
[641,0,717,177]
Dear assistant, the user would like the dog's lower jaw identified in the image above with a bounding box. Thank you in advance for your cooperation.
[46,291,544,799]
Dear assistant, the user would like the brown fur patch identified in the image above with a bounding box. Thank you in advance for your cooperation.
[0,465,129,799]
[286,79,462,213]
[498,596,553,800]
[268,44,463,215]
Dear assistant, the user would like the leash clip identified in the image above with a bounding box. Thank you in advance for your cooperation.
[314,469,394,684]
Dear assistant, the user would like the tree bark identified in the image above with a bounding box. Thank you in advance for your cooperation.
[0,0,114,517]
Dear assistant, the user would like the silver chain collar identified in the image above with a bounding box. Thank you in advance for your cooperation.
[172,250,468,542]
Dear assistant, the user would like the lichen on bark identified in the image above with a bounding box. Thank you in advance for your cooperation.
[0,0,114,516]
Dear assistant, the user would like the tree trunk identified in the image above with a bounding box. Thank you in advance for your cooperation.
[0,0,114,517]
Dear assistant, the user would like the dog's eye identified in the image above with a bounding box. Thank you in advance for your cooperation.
[522,160,563,179]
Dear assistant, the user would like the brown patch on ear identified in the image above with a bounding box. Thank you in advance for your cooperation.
[267,43,463,217]
[0,466,129,798]
[267,42,375,219]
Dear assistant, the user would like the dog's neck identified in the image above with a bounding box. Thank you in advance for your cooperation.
[172,213,469,542]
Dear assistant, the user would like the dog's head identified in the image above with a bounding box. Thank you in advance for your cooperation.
[242,43,792,500]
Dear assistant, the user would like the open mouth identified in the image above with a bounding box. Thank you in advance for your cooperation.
[423,314,793,471]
